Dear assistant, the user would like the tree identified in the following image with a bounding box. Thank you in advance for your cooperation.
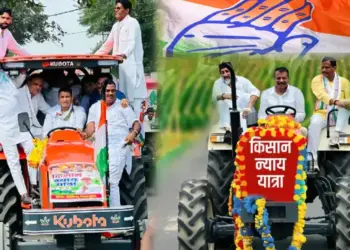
[78,0,156,73]
[0,0,65,48]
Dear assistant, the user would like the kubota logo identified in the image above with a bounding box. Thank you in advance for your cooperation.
[53,214,107,228]
[42,61,74,68]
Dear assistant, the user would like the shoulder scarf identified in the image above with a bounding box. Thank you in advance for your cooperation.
[314,73,341,126]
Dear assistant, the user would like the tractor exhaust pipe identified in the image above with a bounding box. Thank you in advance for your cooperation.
[226,64,242,159]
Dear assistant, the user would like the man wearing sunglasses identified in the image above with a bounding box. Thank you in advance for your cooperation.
[212,61,260,133]
[258,67,306,123]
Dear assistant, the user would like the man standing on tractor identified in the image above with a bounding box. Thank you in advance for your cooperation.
[0,71,34,207]
[258,67,306,123]
[212,62,260,134]
[42,87,87,138]
[85,78,141,207]
[95,0,147,118]
[0,7,30,58]
[307,56,350,169]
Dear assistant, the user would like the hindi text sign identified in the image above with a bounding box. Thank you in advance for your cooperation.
[244,135,299,202]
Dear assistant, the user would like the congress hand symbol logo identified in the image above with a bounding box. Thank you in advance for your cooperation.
[165,0,319,57]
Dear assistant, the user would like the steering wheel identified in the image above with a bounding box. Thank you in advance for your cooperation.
[265,105,296,116]
[47,127,77,138]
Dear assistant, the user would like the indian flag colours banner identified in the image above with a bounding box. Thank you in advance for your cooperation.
[159,0,350,57]
[95,100,108,179]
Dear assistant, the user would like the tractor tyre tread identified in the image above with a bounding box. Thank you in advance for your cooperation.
[335,177,350,250]
[120,157,148,222]
[178,179,211,250]
[207,150,234,216]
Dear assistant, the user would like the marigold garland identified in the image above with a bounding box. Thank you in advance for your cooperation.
[230,116,308,250]
[27,137,48,169]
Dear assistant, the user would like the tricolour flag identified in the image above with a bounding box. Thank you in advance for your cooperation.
[95,100,108,179]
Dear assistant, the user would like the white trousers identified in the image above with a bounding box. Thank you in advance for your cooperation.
[335,107,350,133]
[130,98,143,119]
[307,114,326,161]
[2,139,35,196]
[217,100,248,131]
[108,143,127,207]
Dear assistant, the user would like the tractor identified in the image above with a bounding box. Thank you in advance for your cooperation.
[0,55,148,249]
[178,65,350,250]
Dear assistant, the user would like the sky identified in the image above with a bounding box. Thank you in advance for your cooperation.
[26,0,104,55]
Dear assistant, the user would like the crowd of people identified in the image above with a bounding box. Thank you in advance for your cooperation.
[0,0,151,211]
[213,57,350,171]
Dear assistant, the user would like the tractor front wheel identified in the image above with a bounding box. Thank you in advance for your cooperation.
[207,150,234,216]
[120,156,148,222]
[178,179,216,250]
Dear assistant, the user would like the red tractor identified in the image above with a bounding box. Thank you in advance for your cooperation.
[0,55,148,250]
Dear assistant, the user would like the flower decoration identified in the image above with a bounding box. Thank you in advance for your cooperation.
[229,116,308,250]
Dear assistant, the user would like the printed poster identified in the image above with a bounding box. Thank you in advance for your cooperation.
[49,163,105,203]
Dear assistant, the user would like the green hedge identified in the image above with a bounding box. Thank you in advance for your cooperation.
[157,54,350,131]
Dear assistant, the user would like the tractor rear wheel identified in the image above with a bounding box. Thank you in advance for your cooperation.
[0,162,22,250]
[335,177,350,250]
[207,150,234,216]
[321,152,350,249]
[178,179,217,250]
[120,156,148,222]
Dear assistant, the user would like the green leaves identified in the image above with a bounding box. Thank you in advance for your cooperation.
[1,0,65,46]
[158,54,350,132]
[78,0,156,72]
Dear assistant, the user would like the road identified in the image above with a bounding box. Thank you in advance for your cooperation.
[150,136,330,250]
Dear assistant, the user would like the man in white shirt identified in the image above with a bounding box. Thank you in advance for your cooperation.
[0,7,30,58]
[95,0,147,118]
[16,74,51,138]
[85,78,141,207]
[212,62,260,132]
[42,87,87,138]
[258,67,306,123]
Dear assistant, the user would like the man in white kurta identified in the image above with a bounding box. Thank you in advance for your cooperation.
[42,88,87,138]
[95,0,147,118]
[0,71,33,205]
[16,74,51,138]
[212,62,260,131]
[258,67,306,123]
[85,79,141,207]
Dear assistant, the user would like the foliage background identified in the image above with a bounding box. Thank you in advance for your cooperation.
[79,0,157,73]
[157,53,350,158]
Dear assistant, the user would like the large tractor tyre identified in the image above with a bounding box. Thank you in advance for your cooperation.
[142,134,157,189]
[0,222,11,250]
[120,157,148,222]
[322,152,350,192]
[178,179,217,250]
[335,177,350,250]
[0,162,22,249]
[207,150,235,216]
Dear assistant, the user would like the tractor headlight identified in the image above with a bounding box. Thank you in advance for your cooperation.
[210,134,225,143]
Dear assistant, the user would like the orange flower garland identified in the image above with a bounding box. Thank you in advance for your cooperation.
[229,115,308,250]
